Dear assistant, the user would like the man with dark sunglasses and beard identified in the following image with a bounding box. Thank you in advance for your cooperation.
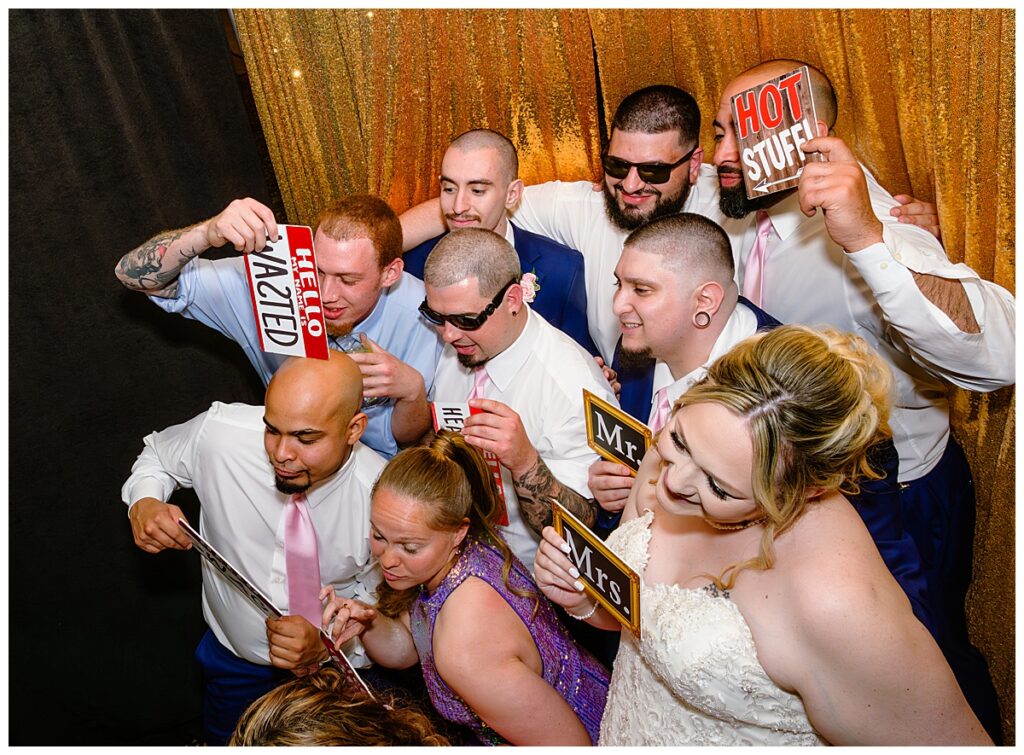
[399,227,617,569]
[711,58,1014,744]
[400,86,721,364]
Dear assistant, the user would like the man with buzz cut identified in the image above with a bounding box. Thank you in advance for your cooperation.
[403,227,617,568]
[711,58,1014,742]
[400,86,719,363]
[121,352,385,745]
[115,194,441,458]
[402,128,598,355]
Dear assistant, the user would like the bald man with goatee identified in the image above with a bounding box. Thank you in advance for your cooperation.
[121,352,385,745]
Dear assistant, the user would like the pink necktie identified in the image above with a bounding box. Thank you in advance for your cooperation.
[650,387,671,433]
[285,493,323,627]
[742,211,773,307]
[468,366,489,401]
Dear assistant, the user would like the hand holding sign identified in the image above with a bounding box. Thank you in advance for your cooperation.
[204,197,279,253]
[128,498,193,553]
[266,614,326,675]
[798,136,884,253]
[534,526,601,618]
[463,399,539,479]
[587,460,635,513]
[321,587,378,650]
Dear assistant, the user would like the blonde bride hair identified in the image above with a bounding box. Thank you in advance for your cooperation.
[679,324,893,589]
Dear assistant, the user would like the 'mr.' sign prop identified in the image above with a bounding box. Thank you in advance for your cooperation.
[731,65,822,199]
[583,389,652,474]
[244,225,329,360]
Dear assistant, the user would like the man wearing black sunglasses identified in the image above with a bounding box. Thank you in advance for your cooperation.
[399,85,718,363]
[402,227,617,568]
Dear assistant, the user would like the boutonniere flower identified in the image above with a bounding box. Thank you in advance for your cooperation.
[520,270,540,303]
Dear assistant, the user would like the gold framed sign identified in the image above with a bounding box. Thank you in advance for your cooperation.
[583,389,652,474]
[552,501,641,639]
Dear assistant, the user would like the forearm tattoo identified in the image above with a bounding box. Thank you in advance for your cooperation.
[514,456,598,534]
[116,228,200,293]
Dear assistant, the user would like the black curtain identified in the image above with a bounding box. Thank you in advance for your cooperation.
[9,10,275,744]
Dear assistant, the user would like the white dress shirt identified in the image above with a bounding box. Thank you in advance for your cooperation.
[648,304,759,427]
[121,402,385,667]
[510,165,723,363]
[429,308,618,566]
[715,168,1015,481]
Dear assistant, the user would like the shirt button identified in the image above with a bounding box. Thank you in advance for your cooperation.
[273,576,284,584]
[893,252,902,261]
[880,262,889,270]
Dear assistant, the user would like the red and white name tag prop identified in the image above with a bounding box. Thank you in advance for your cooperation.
[431,403,509,526]
[731,65,823,199]
[244,225,329,360]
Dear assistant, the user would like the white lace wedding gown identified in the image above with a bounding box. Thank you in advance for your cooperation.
[599,510,826,746]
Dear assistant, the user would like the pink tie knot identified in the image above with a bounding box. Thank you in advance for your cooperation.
[468,366,490,401]
[742,211,774,307]
[651,387,672,434]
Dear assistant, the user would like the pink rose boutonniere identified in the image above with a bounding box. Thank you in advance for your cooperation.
[520,271,540,303]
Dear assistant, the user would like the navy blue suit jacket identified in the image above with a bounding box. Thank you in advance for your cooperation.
[404,223,598,355]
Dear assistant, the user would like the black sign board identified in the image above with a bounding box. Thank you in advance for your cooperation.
[552,502,641,638]
[583,389,652,473]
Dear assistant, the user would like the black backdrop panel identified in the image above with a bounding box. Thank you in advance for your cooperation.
[10,10,272,744]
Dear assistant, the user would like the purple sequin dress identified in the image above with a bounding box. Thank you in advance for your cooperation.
[410,535,610,745]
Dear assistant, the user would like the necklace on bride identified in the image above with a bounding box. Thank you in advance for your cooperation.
[704,515,768,531]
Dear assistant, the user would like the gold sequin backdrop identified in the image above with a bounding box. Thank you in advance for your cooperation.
[234,8,1015,741]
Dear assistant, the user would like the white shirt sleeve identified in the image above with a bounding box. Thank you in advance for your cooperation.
[511,181,590,252]
[844,205,1016,392]
[120,408,210,512]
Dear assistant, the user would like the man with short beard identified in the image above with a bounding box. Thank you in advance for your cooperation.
[712,58,1015,743]
[115,195,441,458]
[401,128,598,354]
[399,86,721,363]
[121,352,385,745]
[410,228,617,568]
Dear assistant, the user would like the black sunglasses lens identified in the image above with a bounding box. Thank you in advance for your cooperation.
[602,156,631,179]
[418,302,443,326]
[637,165,671,184]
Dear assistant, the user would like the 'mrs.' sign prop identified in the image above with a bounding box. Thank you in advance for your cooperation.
[731,65,823,199]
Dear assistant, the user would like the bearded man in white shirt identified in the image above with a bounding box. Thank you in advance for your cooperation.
[711,58,1014,744]
[121,352,385,745]
[412,228,617,568]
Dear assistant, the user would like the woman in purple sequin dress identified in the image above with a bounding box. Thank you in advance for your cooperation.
[322,432,609,745]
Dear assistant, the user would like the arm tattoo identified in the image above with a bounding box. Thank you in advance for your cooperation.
[116,228,201,294]
[513,456,598,534]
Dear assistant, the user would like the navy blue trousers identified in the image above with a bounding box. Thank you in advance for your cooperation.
[898,438,1002,743]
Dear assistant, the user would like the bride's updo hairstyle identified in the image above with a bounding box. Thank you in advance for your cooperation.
[679,324,893,588]
[372,431,532,617]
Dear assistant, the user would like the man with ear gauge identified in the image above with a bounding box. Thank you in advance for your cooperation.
[120,352,384,745]
[402,128,597,355]
[712,58,1014,742]
[534,325,991,746]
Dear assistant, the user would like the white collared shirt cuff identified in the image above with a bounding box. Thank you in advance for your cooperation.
[846,242,987,336]
[123,478,174,513]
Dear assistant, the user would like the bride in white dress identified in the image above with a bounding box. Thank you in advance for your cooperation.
[534,325,990,746]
